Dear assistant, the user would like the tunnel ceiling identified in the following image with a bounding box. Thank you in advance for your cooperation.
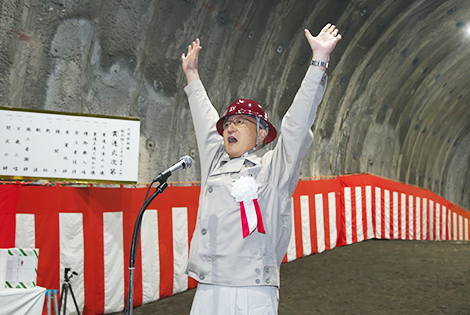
[1,0,469,210]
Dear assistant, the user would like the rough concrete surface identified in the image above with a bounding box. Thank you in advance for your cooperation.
[113,240,470,314]
[1,0,469,210]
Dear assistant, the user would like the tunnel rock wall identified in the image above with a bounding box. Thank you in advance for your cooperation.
[1,0,469,210]
[305,0,470,210]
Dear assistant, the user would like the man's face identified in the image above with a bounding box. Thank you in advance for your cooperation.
[222,115,266,158]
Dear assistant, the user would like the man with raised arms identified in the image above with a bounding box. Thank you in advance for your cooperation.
[181,23,341,314]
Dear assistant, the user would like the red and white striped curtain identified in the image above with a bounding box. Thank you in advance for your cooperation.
[1,174,469,314]
[284,174,469,263]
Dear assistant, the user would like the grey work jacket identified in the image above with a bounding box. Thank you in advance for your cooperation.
[184,66,327,287]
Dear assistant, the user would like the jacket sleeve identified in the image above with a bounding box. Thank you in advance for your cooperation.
[184,80,224,182]
[270,66,328,195]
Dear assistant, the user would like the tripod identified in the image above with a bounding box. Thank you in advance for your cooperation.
[59,267,81,315]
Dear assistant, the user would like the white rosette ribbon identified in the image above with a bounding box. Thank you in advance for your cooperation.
[231,176,265,238]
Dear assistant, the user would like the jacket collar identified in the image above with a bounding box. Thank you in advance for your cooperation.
[212,148,267,175]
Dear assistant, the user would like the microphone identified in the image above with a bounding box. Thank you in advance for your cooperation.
[153,155,193,183]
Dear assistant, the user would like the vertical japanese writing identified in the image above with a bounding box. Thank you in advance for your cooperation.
[0,109,140,182]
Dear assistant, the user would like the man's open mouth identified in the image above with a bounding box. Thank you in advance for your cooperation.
[228,136,238,143]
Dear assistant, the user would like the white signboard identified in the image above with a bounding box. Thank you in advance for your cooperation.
[0,108,140,183]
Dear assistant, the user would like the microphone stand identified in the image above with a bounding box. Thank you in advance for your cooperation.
[125,180,168,315]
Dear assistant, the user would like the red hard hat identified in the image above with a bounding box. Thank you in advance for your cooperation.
[216,99,277,144]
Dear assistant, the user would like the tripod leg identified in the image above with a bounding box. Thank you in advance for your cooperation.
[63,284,68,315]
[68,284,81,315]
[59,283,67,314]
[58,286,63,312]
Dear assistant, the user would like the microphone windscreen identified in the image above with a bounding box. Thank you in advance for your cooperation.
[181,155,193,169]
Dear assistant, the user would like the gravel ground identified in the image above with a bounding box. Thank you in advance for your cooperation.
[116,239,470,314]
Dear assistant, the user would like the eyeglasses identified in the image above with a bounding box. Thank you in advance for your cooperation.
[223,116,256,129]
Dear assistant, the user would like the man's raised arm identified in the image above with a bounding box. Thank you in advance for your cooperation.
[272,24,342,192]
[182,38,222,182]
[182,38,202,85]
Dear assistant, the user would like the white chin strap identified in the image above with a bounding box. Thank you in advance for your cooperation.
[240,117,266,158]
